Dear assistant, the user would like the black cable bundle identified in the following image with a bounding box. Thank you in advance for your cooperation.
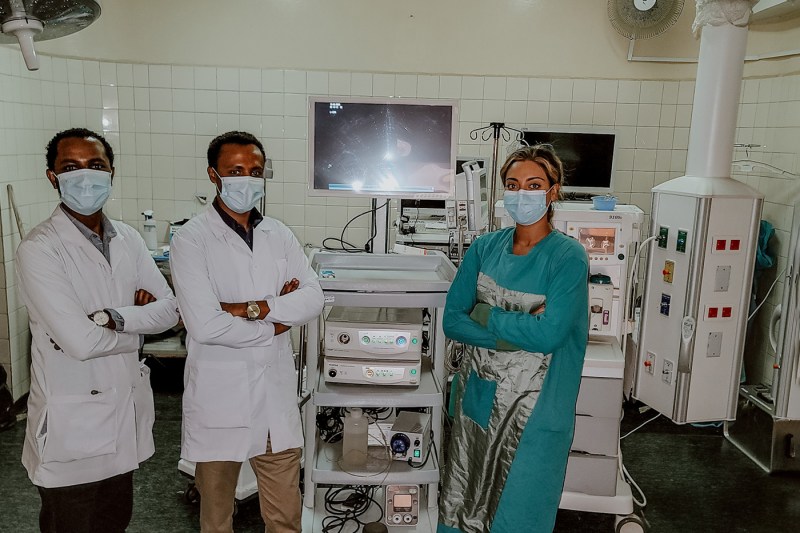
[316,406,344,443]
[322,201,390,253]
[362,407,392,422]
[321,485,384,533]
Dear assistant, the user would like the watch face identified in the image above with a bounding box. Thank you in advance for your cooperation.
[247,303,260,319]
[93,311,109,326]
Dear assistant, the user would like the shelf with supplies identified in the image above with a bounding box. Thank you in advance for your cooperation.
[302,251,455,511]
[312,438,440,486]
[314,357,443,409]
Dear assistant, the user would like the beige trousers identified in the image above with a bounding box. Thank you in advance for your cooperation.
[194,441,302,533]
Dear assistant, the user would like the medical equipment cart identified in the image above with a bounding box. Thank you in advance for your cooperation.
[302,252,455,529]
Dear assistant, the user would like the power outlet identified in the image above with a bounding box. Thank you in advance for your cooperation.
[662,359,674,384]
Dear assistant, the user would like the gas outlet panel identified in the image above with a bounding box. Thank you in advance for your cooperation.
[662,260,675,283]
[662,360,674,385]
[644,352,656,375]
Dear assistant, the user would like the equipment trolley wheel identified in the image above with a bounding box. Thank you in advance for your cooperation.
[183,481,200,504]
[614,513,646,533]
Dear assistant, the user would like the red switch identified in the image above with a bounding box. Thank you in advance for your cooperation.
[716,239,726,251]
[722,307,732,318]
[730,239,740,251]
[708,307,718,318]
[644,360,652,367]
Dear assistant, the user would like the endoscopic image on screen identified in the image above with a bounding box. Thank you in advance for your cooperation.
[312,101,455,196]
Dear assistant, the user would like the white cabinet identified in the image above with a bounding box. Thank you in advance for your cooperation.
[563,338,625,498]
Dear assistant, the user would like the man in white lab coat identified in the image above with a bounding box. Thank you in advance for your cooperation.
[16,128,180,532]
[170,131,324,533]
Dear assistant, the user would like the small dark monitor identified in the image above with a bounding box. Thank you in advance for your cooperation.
[520,129,616,195]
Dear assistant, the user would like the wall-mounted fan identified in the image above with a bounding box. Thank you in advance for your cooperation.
[0,0,101,71]
[608,0,686,39]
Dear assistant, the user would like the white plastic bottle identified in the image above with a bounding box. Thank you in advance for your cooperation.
[142,210,157,252]
[342,408,368,467]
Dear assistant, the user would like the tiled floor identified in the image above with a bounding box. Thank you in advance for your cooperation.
[2,361,800,532]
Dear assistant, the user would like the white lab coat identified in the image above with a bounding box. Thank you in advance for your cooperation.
[16,207,180,488]
[170,207,323,462]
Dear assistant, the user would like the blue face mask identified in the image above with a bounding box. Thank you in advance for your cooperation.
[57,169,112,216]
[503,187,553,226]
[214,170,265,214]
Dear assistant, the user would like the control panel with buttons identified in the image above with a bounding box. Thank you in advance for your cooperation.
[324,308,424,361]
[323,358,421,386]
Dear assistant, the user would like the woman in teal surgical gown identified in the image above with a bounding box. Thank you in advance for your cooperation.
[438,145,589,533]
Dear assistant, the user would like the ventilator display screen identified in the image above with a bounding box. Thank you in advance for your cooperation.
[521,129,616,194]
[578,227,616,255]
[309,97,457,199]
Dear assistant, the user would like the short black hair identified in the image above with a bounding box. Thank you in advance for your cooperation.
[207,131,266,169]
[46,128,114,170]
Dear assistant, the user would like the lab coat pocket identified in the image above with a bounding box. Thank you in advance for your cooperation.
[133,362,155,462]
[187,361,250,429]
[43,390,118,463]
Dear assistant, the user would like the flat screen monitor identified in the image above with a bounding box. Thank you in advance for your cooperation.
[309,97,458,199]
[520,128,616,195]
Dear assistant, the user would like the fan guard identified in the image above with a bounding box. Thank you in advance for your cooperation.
[608,0,686,40]
[0,0,101,70]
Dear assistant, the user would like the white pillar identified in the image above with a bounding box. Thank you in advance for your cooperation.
[685,23,749,179]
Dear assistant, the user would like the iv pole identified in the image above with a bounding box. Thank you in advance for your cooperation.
[470,122,523,232]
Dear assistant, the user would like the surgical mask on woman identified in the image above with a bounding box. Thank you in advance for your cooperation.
[57,169,112,216]
[214,170,265,214]
[503,187,553,226]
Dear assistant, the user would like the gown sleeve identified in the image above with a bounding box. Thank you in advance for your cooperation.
[487,241,588,355]
[442,237,500,350]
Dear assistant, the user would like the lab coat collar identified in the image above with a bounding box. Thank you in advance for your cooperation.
[207,204,272,239]
[51,206,127,271]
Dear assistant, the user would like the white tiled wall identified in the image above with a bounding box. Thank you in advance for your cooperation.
[0,49,61,399]
[733,75,800,387]
[1,44,798,397]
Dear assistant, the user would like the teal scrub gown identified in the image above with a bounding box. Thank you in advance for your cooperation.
[438,228,589,533]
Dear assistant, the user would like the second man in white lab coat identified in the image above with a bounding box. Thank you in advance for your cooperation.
[170,131,324,533]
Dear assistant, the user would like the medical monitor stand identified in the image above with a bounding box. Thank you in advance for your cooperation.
[370,199,391,254]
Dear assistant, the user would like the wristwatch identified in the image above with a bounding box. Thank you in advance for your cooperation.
[91,310,110,327]
[246,301,261,321]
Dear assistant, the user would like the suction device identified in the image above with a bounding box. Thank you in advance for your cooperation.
[0,0,101,70]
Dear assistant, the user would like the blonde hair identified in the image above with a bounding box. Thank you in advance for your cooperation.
[500,144,564,222]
